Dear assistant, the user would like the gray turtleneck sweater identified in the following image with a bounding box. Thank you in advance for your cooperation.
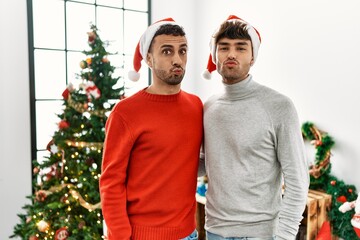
[202,75,309,240]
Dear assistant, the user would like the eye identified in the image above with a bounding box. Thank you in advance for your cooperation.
[219,47,228,51]
[179,48,187,55]
[162,49,172,55]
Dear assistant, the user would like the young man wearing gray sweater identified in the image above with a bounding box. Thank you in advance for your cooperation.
[200,15,309,240]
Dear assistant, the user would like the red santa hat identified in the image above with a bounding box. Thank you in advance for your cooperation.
[202,15,261,80]
[128,17,180,81]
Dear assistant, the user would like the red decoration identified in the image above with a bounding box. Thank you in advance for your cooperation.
[55,227,69,240]
[352,214,360,238]
[87,31,96,44]
[85,82,101,101]
[330,180,336,186]
[78,220,86,229]
[354,226,360,238]
[336,195,347,203]
[58,120,70,129]
[35,190,47,202]
[29,236,39,240]
[62,83,74,100]
[316,221,331,240]
[348,188,353,193]
[33,167,40,175]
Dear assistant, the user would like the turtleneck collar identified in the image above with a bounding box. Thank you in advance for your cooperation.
[222,74,258,100]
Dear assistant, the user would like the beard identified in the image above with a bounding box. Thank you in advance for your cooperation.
[221,68,243,81]
[154,68,185,85]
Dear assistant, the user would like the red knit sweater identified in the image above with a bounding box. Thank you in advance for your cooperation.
[100,89,203,240]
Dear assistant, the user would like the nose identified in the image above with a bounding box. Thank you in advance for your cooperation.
[227,49,236,59]
[172,52,183,66]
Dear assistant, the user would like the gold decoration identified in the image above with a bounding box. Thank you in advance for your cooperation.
[67,94,108,117]
[65,140,103,149]
[37,220,50,232]
[46,184,101,211]
[302,123,333,179]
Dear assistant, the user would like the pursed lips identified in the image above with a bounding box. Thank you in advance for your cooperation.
[172,67,183,74]
[224,60,238,66]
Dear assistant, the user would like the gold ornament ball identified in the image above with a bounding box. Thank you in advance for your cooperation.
[37,220,50,232]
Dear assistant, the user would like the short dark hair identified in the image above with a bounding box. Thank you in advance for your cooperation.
[214,21,251,45]
[148,24,186,52]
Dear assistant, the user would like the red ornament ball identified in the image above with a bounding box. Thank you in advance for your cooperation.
[58,120,70,129]
[336,195,347,203]
[55,227,69,240]
[330,180,336,186]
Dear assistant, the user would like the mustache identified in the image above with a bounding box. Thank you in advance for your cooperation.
[224,59,239,64]
[170,66,184,71]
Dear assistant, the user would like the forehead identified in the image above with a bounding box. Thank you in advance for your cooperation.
[152,35,187,48]
[217,37,251,45]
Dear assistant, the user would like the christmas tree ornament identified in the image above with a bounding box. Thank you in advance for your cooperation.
[87,31,96,44]
[35,190,48,202]
[36,220,49,232]
[202,15,261,80]
[58,120,70,129]
[55,227,69,240]
[85,81,101,101]
[33,167,40,175]
[62,83,74,100]
[336,195,347,203]
[79,60,87,69]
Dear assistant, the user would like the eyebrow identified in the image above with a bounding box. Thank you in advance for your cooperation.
[218,41,249,46]
[160,43,188,49]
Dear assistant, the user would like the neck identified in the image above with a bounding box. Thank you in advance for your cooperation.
[146,83,181,95]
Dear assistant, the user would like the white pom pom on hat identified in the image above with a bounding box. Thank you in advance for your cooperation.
[128,18,179,81]
[202,15,262,80]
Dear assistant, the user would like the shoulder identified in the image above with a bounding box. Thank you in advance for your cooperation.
[203,93,222,111]
[257,85,298,122]
[259,85,294,108]
[181,90,203,106]
[111,90,145,114]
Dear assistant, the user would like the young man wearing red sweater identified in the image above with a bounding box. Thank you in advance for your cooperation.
[99,18,203,240]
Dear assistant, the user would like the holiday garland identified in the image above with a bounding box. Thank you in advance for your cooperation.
[301,122,358,239]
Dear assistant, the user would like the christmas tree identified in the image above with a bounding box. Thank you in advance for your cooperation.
[11,25,124,240]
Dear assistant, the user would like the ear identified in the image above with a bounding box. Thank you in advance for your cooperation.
[146,54,153,68]
[250,58,254,66]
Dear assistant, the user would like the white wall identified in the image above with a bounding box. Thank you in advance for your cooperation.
[152,0,360,190]
[0,0,32,239]
[2,0,360,239]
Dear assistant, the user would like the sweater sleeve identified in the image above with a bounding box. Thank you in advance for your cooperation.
[275,101,309,240]
[100,111,134,240]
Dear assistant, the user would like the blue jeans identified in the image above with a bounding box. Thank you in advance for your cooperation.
[180,229,198,240]
[206,231,276,240]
